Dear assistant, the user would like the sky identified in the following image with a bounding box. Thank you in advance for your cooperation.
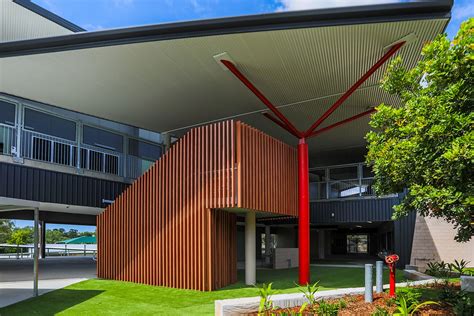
[16,0,471,233]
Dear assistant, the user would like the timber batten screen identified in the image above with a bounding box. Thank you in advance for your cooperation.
[97,120,297,290]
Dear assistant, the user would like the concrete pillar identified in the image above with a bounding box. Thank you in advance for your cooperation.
[376,261,384,293]
[245,211,256,285]
[162,133,172,152]
[265,225,271,265]
[33,208,39,297]
[365,264,373,303]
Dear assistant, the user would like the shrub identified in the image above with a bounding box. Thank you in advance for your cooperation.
[449,259,470,276]
[257,283,275,315]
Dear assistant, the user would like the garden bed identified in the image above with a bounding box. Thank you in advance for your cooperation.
[249,282,473,316]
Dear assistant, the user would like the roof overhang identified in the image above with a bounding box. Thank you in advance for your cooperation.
[0,1,452,155]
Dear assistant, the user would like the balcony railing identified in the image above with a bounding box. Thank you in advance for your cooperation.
[311,177,377,200]
[0,125,166,180]
[0,124,16,156]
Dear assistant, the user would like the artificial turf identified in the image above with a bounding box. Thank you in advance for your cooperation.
[0,266,405,315]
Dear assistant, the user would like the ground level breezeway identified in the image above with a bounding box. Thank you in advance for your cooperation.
[0,259,404,315]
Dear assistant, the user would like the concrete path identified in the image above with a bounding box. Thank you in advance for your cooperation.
[0,257,96,308]
[0,278,88,308]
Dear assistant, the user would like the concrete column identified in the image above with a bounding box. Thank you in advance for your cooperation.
[245,211,256,285]
[33,208,39,297]
[265,225,271,265]
[162,133,172,152]
[365,264,373,303]
[376,261,384,293]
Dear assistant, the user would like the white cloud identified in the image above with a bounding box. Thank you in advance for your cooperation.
[276,0,396,11]
[452,2,474,21]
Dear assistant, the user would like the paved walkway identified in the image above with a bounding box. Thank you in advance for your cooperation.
[0,257,96,308]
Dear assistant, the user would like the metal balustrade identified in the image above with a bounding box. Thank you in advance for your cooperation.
[311,177,376,200]
[0,124,16,156]
[20,129,125,177]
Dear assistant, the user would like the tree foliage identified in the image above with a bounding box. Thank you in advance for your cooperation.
[8,227,33,246]
[0,219,14,243]
[366,18,473,242]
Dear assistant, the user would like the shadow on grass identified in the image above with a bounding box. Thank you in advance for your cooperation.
[218,266,406,292]
[0,289,103,316]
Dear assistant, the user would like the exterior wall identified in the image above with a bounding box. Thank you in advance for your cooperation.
[0,161,128,208]
[238,122,298,215]
[410,215,474,271]
[97,121,298,290]
[310,197,416,267]
[1,0,73,42]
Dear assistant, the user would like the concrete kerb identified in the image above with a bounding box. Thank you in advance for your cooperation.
[215,278,440,316]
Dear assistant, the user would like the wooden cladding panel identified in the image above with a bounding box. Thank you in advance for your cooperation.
[97,120,297,291]
[237,122,298,216]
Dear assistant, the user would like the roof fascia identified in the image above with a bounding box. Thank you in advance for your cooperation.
[13,0,85,32]
[1,1,452,58]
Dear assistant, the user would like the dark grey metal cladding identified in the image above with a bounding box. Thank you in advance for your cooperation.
[394,211,417,268]
[310,197,402,224]
[0,162,128,208]
[311,197,417,268]
[0,210,95,225]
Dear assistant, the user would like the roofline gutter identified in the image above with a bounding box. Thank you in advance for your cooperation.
[0,0,452,58]
[12,0,86,33]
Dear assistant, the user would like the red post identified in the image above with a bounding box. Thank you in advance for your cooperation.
[389,267,396,297]
[298,138,310,285]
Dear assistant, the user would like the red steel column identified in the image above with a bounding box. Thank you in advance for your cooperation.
[298,138,310,285]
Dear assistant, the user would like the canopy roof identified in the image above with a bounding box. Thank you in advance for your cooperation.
[58,236,96,244]
[0,1,452,155]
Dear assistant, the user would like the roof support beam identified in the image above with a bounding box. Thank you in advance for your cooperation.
[303,41,405,137]
[262,113,300,138]
[307,108,376,138]
[221,60,302,137]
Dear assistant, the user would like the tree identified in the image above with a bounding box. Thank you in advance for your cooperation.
[46,229,66,244]
[0,219,14,243]
[366,18,473,242]
[8,227,33,246]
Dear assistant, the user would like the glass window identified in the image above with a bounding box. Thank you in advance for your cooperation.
[128,139,162,161]
[329,166,358,180]
[347,234,368,254]
[83,126,123,152]
[309,168,326,182]
[0,100,16,126]
[362,165,374,178]
[24,108,76,141]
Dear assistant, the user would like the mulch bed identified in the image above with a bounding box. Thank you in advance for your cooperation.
[248,283,458,315]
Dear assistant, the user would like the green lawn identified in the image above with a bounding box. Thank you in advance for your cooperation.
[0,267,405,316]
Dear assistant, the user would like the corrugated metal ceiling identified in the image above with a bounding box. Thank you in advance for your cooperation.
[0,18,448,154]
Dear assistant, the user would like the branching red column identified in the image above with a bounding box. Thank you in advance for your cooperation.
[298,138,310,285]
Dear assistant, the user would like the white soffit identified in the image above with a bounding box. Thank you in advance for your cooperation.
[0,18,448,152]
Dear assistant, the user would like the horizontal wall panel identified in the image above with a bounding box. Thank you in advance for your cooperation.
[0,161,128,208]
[98,120,298,290]
[310,196,402,224]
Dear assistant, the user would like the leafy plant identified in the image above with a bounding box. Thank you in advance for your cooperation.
[449,259,470,276]
[315,299,342,316]
[372,306,390,316]
[298,281,320,307]
[257,283,275,315]
[396,289,422,307]
[453,294,474,316]
[393,296,439,316]
[365,18,474,242]
[425,261,450,277]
